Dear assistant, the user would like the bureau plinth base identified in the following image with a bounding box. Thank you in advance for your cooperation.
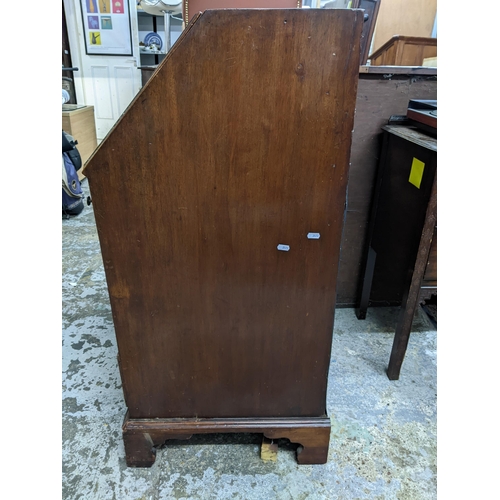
[122,413,331,467]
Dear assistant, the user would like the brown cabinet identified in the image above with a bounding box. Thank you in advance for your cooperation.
[369,35,437,66]
[84,9,364,467]
[62,105,98,180]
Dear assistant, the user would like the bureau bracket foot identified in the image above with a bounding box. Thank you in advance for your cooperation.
[122,412,331,467]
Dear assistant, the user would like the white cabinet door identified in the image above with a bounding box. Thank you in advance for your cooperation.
[63,0,142,142]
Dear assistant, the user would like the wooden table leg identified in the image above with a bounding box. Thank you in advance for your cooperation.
[387,176,437,380]
[387,286,416,380]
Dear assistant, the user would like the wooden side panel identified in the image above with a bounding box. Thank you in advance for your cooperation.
[400,41,436,66]
[422,44,437,61]
[85,10,364,419]
[383,43,396,65]
[369,36,437,66]
[336,75,437,306]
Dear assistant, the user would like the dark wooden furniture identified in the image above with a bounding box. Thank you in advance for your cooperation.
[356,0,382,65]
[336,66,436,307]
[369,35,437,66]
[356,125,437,380]
[84,9,363,466]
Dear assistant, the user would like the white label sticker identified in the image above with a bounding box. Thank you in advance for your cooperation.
[277,244,290,251]
[307,233,321,239]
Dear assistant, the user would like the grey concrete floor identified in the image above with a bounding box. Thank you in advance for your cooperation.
[62,179,437,500]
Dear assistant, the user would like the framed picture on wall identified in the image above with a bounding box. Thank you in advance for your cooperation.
[80,0,133,56]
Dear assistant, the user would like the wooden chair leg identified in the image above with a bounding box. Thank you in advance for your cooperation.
[387,176,437,380]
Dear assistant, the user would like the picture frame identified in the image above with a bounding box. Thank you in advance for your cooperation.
[80,0,133,56]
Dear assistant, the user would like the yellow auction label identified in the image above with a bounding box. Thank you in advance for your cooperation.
[409,158,425,189]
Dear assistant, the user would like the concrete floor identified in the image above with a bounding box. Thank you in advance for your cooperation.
[62,179,437,500]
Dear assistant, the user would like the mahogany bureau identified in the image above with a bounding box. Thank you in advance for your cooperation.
[84,8,364,466]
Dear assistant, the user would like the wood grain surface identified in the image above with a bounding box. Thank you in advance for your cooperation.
[85,9,363,419]
[369,36,437,66]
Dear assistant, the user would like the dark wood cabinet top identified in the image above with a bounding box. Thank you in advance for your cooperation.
[383,125,437,151]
